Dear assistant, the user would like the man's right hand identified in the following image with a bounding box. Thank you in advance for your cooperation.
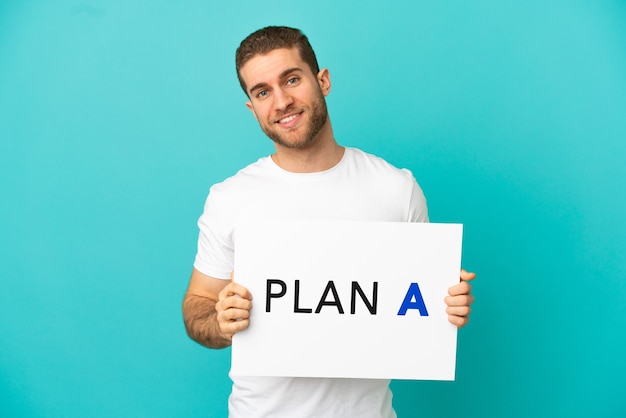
[183,268,253,348]
[216,281,253,339]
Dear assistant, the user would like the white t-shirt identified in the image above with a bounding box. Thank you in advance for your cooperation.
[194,147,428,418]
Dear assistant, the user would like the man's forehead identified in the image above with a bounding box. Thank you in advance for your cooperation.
[240,47,309,85]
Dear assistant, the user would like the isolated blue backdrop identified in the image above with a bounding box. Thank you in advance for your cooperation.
[1,1,625,417]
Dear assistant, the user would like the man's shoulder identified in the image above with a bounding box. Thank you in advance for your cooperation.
[210,155,274,194]
[346,147,415,180]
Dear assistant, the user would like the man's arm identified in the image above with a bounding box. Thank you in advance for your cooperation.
[182,268,252,349]
[445,269,476,328]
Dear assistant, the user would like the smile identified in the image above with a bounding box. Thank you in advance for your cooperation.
[279,114,298,123]
[275,111,303,126]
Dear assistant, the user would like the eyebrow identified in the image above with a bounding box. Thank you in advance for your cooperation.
[248,67,304,96]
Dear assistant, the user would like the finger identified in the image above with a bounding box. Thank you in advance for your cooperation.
[444,294,474,307]
[448,281,472,296]
[220,318,250,335]
[460,269,476,282]
[219,282,253,301]
[216,295,252,313]
[448,314,470,328]
[218,306,251,322]
[446,305,471,317]
[218,305,251,335]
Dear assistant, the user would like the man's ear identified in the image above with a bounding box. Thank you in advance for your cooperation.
[245,101,258,120]
[317,68,331,96]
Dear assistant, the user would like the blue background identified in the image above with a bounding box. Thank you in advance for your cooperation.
[1,1,625,417]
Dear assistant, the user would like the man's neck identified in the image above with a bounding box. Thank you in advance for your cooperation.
[271,121,344,173]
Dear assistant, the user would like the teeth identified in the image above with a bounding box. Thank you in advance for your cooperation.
[279,114,297,124]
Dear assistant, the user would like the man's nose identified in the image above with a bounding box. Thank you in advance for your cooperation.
[273,87,294,111]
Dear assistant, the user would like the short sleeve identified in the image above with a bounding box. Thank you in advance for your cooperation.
[193,190,234,280]
[408,177,429,223]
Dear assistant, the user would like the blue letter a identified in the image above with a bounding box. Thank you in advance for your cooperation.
[397,283,429,316]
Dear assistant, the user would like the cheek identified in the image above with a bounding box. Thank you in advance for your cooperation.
[252,103,272,121]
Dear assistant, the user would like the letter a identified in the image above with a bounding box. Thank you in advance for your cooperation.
[397,283,429,316]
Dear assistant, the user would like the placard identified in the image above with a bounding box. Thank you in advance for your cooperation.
[231,219,462,380]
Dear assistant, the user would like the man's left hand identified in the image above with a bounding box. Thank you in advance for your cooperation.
[445,269,476,328]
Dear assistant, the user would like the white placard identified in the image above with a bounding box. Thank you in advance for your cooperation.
[231,219,463,380]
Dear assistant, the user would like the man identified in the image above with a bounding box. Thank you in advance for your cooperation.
[183,26,475,417]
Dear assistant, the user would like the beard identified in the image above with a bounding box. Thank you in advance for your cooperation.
[260,90,328,150]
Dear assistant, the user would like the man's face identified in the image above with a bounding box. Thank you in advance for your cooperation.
[239,47,331,150]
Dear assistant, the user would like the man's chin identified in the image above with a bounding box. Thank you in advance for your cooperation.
[270,136,314,150]
[263,127,314,150]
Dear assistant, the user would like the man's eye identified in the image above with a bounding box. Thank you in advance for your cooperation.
[257,90,269,98]
[287,77,299,85]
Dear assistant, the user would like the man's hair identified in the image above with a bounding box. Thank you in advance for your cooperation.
[235,26,320,95]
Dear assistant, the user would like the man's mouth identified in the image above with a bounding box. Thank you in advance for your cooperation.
[275,111,303,126]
